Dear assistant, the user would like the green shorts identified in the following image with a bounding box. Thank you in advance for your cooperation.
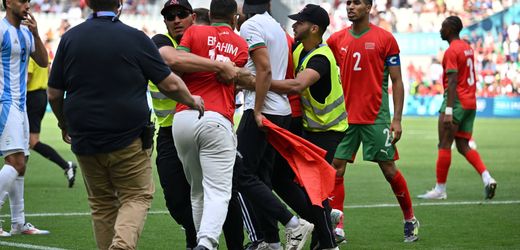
[334,124,399,162]
[440,99,476,139]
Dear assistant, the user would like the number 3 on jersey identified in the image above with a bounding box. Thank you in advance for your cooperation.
[466,58,475,86]
[353,52,362,71]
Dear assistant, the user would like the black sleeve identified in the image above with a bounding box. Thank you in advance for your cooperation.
[138,33,172,85]
[151,34,174,49]
[306,55,331,104]
[306,55,329,78]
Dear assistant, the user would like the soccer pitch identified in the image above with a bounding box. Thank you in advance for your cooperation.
[0,116,519,249]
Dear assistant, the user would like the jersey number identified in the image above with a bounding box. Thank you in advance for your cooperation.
[466,58,475,86]
[353,52,362,71]
[383,128,392,147]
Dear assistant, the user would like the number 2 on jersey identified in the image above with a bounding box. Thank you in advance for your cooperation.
[466,58,475,86]
[353,52,362,71]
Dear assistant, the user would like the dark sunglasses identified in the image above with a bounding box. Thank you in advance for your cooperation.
[164,9,192,21]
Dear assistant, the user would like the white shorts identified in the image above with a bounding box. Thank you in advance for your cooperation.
[0,105,30,157]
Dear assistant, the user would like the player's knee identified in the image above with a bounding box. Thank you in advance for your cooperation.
[332,159,346,176]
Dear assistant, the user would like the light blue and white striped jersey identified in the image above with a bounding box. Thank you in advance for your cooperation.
[0,18,35,111]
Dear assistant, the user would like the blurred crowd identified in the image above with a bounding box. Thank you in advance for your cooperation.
[407,21,519,97]
[323,0,516,33]
[28,0,160,17]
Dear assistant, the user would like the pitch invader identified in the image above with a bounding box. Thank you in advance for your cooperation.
[418,16,497,200]
[327,0,419,243]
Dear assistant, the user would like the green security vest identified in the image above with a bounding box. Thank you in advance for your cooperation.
[293,43,348,132]
[148,33,178,127]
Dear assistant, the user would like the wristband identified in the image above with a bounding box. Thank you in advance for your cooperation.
[445,107,453,115]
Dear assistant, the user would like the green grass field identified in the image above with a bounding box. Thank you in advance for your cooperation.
[0,115,519,249]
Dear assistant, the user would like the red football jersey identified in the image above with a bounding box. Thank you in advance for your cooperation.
[326,28,349,67]
[177,24,248,122]
[442,39,477,109]
[330,24,400,124]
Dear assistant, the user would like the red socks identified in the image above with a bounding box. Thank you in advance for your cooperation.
[389,170,414,221]
[436,149,452,184]
[464,149,487,175]
[330,176,345,228]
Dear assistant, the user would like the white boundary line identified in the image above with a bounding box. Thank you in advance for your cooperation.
[1,200,518,218]
[0,241,67,250]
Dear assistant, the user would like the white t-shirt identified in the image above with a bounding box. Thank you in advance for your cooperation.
[240,12,291,116]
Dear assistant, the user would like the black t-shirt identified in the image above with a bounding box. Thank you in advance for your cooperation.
[296,46,331,104]
[49,17,171,155]
[152,34,175,49]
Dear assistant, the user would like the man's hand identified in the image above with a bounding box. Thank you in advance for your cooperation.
[22,12,39,36]
[254,111,266,130]
[390,119,402,144]
[61,129,71,144]
[217,61,239,83]
[190,95,205,119]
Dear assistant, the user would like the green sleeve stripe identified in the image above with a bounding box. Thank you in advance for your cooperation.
[249,42,266,50]
[177,46,190,52]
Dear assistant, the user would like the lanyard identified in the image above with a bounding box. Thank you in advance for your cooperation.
[297,43,326,71]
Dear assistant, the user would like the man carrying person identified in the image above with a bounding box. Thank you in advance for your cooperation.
[172,0,248,249]
[266,4,346,249]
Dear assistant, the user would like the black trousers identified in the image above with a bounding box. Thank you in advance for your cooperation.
[273,123,344,249]
[237,110,293,243]
[155,126,244,249]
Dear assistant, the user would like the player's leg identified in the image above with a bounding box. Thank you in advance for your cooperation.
[330,125,361,244]
[155,126,197,248]
[27,90,76,187]
[455,110,496,199]
[361,124,418,242]
[418,112,457,199]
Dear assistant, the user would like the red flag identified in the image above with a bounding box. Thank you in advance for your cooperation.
[262,118,336,207]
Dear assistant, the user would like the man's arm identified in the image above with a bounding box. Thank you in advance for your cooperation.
[444,72,458,125]
[47,87,70,143]
[389,65,404,144]
[270,68,320,94]
[25,12,48,67]
[251,47,271,128]
[155,72,205,118]
[159,46,237,81]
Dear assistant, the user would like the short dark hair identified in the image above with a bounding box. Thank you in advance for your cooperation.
[210,0,237,21]
[88,0,120,11]
[2,0,6,10]
[362,0,373,6]
[194,7,210,25]
[445,16,463,35]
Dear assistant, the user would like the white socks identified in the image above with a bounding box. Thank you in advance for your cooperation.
[0,165,18,203]
[285,216,299,229]
[481,170,492,185]
[9,177,25,226]
[435,183,446,193]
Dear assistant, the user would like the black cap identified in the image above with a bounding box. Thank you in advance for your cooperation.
[243,0,270,15]
[161,0,193,16]
[288,4,330,30]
